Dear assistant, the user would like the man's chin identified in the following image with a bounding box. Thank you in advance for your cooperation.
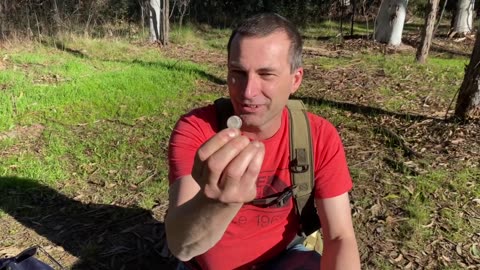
[239,116,262,130]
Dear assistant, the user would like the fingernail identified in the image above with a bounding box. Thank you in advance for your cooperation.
[253,141,262,147]
[227,128,238,138]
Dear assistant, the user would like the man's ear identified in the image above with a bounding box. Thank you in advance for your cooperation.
[290,67,304,94]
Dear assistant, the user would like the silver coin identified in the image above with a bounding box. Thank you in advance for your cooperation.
[227,115,242,129]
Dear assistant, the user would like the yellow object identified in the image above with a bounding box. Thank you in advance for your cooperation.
[303,230,323,254]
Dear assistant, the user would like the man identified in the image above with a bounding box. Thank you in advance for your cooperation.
[166,13,361,270]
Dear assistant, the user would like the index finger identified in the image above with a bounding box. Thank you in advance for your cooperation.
[196,128,240,162]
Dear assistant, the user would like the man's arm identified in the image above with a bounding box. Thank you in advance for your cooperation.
[165,128,265,261]
[316,193,361,270]
[165,176,242,261]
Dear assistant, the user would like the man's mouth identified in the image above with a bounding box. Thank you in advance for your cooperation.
[241,103,262,113]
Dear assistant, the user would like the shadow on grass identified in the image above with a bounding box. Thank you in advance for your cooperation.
[402,36,471,58]
[296,96,451,123]
[40,40,89,59]
[128,59,227,85]
[42,39,227,86]
[0,177,177,270]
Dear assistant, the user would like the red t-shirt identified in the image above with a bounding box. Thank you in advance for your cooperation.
[168,105,352,270]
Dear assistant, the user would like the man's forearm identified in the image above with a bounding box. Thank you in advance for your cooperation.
[321,236,361,270]
[165,192,242,261]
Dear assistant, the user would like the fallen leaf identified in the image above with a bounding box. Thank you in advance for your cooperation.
[403,185,415,195]
[470,244,480,259]
[370,203,382,217]
[450,138,465,144]
[386,216,396,225]
[393,253,403,262]
[456,243,462,256]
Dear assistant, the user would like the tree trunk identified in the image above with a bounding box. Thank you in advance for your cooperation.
[416,0,440,63]
[139,0,145,36]
[374,0,408,46]
[434,0,448,35]
[453,0,474,35]
[454,28,480,119]
[351,0,356,36]
[162,0,169,45]
[149,0,160,42]
[179,11,184,27]
[52,0,62,34]
[0,1,5,39]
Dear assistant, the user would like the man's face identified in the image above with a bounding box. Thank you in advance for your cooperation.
[227,31,303,136]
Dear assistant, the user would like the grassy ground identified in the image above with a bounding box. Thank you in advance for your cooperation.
[1,20,479,269]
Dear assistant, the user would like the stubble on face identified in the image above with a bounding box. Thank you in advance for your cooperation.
[227,31,299,140]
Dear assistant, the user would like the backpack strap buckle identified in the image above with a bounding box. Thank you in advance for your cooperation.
[290,148,309,173]
[248,185,297,207]
[276,185,296,206]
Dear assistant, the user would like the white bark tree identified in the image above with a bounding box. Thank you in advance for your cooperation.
[374,0,408,46]
[149,0,160,42]
[149,0,169,45]
[452,0,474,35]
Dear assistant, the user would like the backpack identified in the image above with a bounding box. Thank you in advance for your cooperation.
[213,98,320,237]
[0,246,64,270]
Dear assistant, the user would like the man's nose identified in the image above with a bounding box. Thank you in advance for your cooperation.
[243,74,260,99]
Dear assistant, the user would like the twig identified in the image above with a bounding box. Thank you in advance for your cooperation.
[35,245,66,270]
[445,87,460,120]
[374,126,421,157]
[136,170,158,186]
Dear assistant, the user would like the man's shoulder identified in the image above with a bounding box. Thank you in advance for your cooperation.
[179,104,217,124]
[182,103,216,118]
[172,104,219,135]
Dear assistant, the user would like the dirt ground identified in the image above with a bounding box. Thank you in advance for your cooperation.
[1,34,479,269]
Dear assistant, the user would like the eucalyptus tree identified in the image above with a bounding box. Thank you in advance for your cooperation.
[455,27,480,119]
[374,0,408,46]
[149,0,169,45]
[416,0,440,63]
[451,0,474,36]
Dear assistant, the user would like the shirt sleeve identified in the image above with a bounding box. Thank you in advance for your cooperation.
[309,114,353,199]
[168,106,216,185]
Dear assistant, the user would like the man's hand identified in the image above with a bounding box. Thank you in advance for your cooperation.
[191,128,265,204]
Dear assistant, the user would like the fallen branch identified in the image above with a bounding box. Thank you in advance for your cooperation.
[374,126,421,158]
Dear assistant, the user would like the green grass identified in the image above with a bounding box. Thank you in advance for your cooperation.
[170,24,230,51]
[397,168,480,249]
[0,37,210,209]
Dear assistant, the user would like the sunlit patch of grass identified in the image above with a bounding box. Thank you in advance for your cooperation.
[0,37,208,211]
[1,44,206,130]
[170,24,205,47]
[371,257,394,270]
[396,168,480,251]
[0,154,67,183]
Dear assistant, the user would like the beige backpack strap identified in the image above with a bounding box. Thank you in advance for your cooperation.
[287,99,317,236]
